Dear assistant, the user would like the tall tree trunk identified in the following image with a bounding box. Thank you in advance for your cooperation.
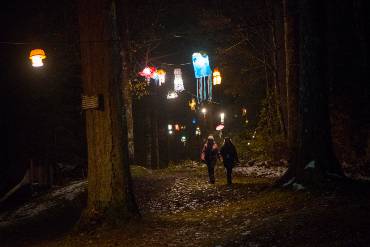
[278,0,299,183]
[79,0,138,220]
[278,0,343,186]
[117,0,135,165]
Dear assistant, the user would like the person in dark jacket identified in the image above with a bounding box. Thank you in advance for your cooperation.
[219,137,239,187]
[201,135,219,184]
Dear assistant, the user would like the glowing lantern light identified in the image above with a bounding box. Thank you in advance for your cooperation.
[29,49,46,67]
[195,126,201,136]
[192,52,212,102]
[175,124,180,131]
[181,136,187,145]
[192,118,197,124]
[168,124,173,130]
[216,124,224,131]
[169,130,173,135]
[167,91,178,99]
[174,68,184,92]
[213,68,222,85]
[201,107,207,118]
[157,69,166,86]
[242,108,247,116]
[189,98,197,111]
[139,66,157,82]
[220,112,225,124]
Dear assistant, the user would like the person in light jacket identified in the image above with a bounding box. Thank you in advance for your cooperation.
[201,135,219,184]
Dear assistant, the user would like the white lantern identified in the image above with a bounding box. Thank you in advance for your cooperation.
[174,68,184,92]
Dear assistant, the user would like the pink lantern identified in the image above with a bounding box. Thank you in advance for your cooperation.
[139,66,157,81]
[216,124,224,131]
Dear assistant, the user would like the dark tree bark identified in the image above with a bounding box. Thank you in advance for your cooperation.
[78,0,138,220]
[279,0,343,186]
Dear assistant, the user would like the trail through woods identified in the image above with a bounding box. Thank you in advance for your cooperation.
[1,162,370,247]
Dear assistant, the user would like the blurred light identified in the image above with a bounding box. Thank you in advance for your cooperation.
[201,108,207,114]
[220,112,225,124]
[247,142,251,146]
[167,91,178,99]
[168,130,173,135]
[175,124,180,131]
[29,49,46,67]
[195,126,201,136]
[189,98,197,111]
[168,124,172,130]
[192,118,197,124]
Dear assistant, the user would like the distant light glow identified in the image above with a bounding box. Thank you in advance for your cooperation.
[175,124,180,131]
[169,130,173,135]
[167,91,178,99]
[181,136,187,143]
[192,118,197,124]
[168,124,172,130]
[195,126,201,136]
[201,108,207,114]
[139,66,157,82]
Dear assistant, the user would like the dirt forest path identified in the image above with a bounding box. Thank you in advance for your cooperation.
[2,163,370,247]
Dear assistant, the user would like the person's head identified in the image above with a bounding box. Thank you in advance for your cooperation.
[224,137,232,145]
[207,135,214,144]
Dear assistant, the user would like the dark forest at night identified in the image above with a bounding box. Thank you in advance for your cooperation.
[0,0,370,246]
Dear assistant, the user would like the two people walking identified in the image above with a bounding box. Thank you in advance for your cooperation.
[201,135,239,187]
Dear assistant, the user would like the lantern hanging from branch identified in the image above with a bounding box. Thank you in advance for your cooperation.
[174,68,184,92]
[192,52,212,103]
[139,66,157,83]
[189,98,197,111]
[157,69,166,86]
[213,68,222,85]
[29,49,46,67]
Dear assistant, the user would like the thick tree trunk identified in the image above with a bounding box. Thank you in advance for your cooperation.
[278,0,343,186]
[79,0,138,220]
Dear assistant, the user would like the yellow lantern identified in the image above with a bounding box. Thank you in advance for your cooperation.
[213,68,221,85]
[157,69,166,86]
[29,49,46,67]
[189,98,196,111]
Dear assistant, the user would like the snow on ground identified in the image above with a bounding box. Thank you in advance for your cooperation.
[233,163,287,178]
[0,180,86,227]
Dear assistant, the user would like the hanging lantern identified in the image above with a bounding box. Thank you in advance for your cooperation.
[192,52,212,103]
[29,49,46,67]
[167,91,178,99]
[174,68,184,92]
[157,69,166,86]
[220,112,225,124]
[216,124,224,131]
[139,66,157,82]
[189,98,197,111]
[175,124,180,131]
[213,68,222,85]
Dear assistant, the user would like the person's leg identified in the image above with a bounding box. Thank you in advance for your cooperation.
[207,161,215,183]
[226,165,232,185]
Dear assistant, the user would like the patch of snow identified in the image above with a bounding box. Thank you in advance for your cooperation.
[305,160,316,170]
[292,183,305,191]
[282,177,295,187]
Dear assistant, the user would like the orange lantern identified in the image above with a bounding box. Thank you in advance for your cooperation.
[29,49,46,67]
[213,68,221,85]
